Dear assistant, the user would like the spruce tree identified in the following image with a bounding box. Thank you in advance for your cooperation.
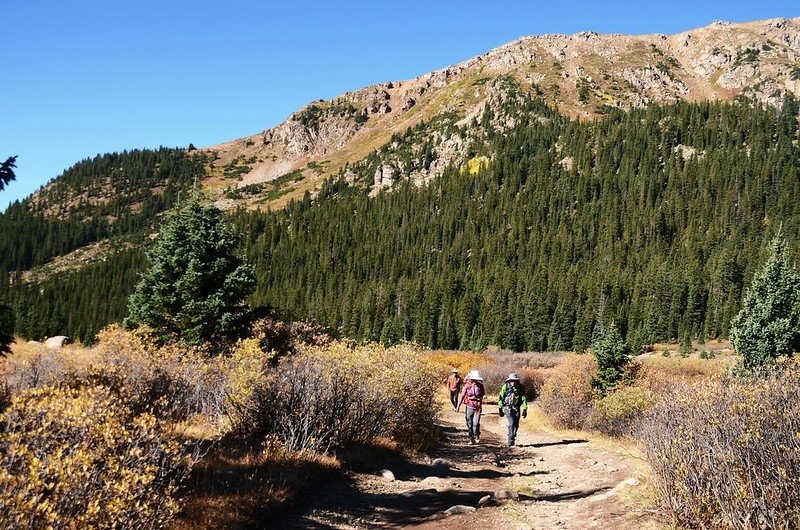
[729,237,800,368]
[0,304,14,356]
[124,197,256,347]
[590,321,631,394]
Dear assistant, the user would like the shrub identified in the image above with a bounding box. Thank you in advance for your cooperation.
[230,342,439,452]
[0,385,190,529]
[638,368,800,528]
[588,384,654,437]
[0,343,75,394]
[94,325,230,422]
[538,354,596,429]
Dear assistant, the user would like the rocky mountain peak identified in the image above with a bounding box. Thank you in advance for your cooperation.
[201,18,800,210]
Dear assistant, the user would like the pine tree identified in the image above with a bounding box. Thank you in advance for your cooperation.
[0,304,14,356]
[0,156,16,191]
[124,197,256,347]
[729,237,800,368]
[590,321,631,394]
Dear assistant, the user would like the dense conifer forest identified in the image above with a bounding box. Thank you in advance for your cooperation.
[2,97,799,348]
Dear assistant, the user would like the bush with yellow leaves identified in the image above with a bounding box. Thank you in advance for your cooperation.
[230,341,439,453]
[587,383,655,437]
[537,354,597,429]
[638,367,800,529]
[0,385,190,529]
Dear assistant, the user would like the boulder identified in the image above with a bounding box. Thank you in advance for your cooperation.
[45,336,70,349]
[377,469,395,481]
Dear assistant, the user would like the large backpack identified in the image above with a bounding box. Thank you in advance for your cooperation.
[502,384,522,409]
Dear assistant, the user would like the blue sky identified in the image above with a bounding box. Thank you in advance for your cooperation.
[2,0,798,208]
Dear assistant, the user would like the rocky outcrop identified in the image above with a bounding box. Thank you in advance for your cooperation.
[201,17,800,210]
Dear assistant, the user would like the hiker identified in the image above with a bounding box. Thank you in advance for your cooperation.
[456,370,485,444]
[498,372,528,446]
[446,368,463,410]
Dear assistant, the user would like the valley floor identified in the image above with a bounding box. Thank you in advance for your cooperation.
[273,408,663,529]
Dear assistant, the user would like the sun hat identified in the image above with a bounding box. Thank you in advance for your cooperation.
[466,370,483,381]
[452,368,459,373]
[506,373,521,381]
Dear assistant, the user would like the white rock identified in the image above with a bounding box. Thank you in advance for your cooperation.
[377,469,395,481]
[45,336,70,349]
[443,505,477,516]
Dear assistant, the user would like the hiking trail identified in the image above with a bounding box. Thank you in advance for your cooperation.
[277,409,662,529]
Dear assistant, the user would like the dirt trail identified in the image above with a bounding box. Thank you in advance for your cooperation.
[275,409,662,529]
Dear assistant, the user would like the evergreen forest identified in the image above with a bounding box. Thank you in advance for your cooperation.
[2,97,799,350]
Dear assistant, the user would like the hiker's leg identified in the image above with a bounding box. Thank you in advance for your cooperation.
[474,410,481,439]
[450,390,458,409]
[465,408,475,439]
[509,410,520,444]
[505,407,515,444]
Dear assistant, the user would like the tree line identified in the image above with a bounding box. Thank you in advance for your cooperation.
[2,97,799,349]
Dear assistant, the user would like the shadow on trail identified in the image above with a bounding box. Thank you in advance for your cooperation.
[517,439,588,448]
[534,486,611,502]
[280,478,494,529]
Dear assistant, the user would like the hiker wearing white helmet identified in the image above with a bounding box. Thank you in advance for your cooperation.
[456,370,485,444]
[446,368,463,411]
[498,372,528,446]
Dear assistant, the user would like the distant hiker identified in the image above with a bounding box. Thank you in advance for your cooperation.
[456,370,485,444]
[498,373,528,446]
[446,368,463,410]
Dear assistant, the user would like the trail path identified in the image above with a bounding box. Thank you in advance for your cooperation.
[278,409,662,529]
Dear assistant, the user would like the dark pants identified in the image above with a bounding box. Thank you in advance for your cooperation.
[503,406,520,445]
[465,406,481,441]
[449,390,459,409]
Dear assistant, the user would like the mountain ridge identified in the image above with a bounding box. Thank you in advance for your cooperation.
[199,17,800,210]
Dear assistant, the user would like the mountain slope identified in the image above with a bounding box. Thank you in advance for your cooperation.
[205,17,800,210]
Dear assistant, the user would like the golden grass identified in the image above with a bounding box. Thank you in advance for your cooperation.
[424,349,493,377]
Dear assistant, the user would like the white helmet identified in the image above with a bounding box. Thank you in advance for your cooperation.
[467,370,483,382]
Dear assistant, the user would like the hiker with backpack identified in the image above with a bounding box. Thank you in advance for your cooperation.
[446,368,463,411]
[456,370,485,444]
[498,373,528,446]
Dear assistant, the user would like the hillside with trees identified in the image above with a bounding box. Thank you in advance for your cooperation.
[234,96,800,352]
[2,95,798,349]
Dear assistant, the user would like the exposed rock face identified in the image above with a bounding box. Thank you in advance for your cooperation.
[200,17,800,210]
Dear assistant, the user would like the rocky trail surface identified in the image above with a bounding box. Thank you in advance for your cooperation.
[274,409,662,529]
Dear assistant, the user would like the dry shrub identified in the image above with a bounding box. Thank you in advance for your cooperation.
[537,354,596,429]
[0,342,78,393]
[0,385,191,529]
[93,325,233,422]
[231,341,439,453]
[588,384,655,437]
[638,369,800,529]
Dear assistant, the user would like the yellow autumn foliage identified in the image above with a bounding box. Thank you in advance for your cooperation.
[0,385,190,529]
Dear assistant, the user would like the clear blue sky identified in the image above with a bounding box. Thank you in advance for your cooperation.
[2,0,798,208]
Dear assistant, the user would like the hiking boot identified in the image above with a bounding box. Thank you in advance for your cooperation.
[508,441,515,446]
[475,437,480,444]
[468,438,475,445]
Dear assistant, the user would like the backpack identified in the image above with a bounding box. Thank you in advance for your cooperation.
[502,383,522,409]
[466,382,484,405]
